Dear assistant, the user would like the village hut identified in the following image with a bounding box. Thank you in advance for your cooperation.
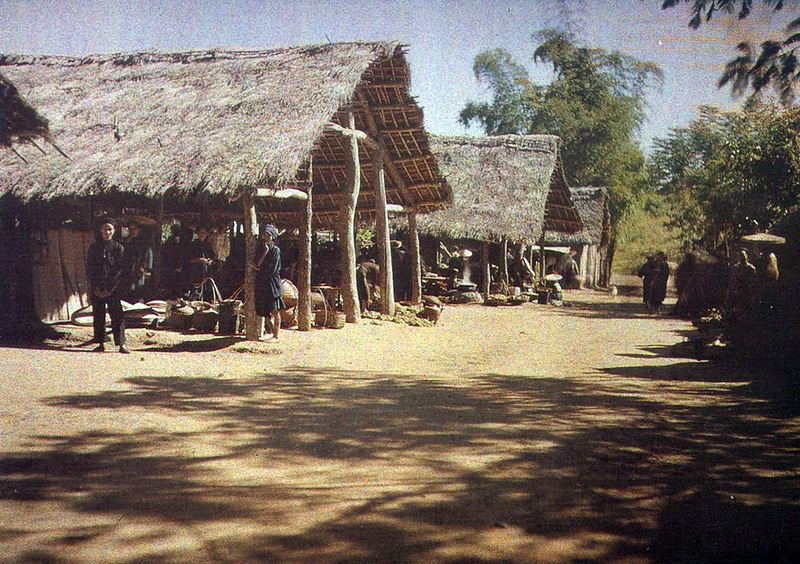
[414,134,582,298]
[0,42,450,335]
[544,187,611,288]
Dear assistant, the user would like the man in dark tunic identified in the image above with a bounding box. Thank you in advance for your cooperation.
[254,225,284,340]
[638,252,670,312]
[86,217,129,353]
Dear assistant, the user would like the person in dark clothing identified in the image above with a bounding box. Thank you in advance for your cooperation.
[86,217,129,353]
[254,224,284,340]
[638,251,670,312]
[356,250,380,313]
[391,240,410,301]
[123,222,153,302]
[187,225,217,301]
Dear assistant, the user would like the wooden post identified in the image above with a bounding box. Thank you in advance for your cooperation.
[297,159,313,331]
[373,151,395,315]
[339,112,361,323]
[501,238,509,288]
[408,211,422,304]
[243,190,261,340]
[481,241,490,299]
[539,236,546,282]
[152,197,164,289]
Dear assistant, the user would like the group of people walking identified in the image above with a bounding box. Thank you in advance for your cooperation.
[86,217,285,352]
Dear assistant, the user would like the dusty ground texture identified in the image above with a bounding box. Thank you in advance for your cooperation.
[1,292,799,563]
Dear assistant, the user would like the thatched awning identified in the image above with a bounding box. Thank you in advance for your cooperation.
[414,135,581,242]
[545,187,610,246]
[0,71,50,148]
[0,42,450,226]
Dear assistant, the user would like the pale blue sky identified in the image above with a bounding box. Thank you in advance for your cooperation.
[1,0,796,150]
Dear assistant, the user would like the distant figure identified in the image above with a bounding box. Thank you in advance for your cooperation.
[557,249,580,289]
[86,217,129,354]
[123,222,153,302]
[727,249,757,313]
[356,250,380,313]
[254,225,284,341]
[187,225,217,301]
[638,252,670,312]
[391,240,410,301]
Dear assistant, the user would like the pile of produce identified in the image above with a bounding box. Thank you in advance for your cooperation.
[362,304,435,327]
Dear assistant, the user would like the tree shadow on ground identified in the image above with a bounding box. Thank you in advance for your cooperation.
[550,299,666,320]
[2,364,799,562]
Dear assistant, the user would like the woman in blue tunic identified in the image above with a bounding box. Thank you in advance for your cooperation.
[254,225,285,340]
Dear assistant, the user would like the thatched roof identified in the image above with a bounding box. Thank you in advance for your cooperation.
[545,187,610,246]
[414,135,581,242]
[0,42,450,225]
[0,71,50,147]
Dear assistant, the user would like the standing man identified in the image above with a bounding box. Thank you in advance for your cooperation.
[87,217,129,353]
[187,225,217,301]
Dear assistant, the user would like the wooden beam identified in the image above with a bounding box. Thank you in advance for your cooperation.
[408,211,422,304]
[373,151,395,316]
[297,158,313,331]
[243,191,261,340]
[254,188,308,201]
[324,122,379,151]
[339,112,361,323]
[539,236,546,282]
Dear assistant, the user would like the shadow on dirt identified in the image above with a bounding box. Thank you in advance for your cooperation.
[2,359,799,562]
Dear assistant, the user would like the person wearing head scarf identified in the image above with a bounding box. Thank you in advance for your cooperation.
[186,225,217,301]
[86,217,129,353]
[254,224,284,340]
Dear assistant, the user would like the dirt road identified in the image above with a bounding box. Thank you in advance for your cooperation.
[1,293,798,563]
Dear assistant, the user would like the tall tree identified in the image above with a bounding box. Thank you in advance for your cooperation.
[651,103,800,251]
[460,30,663,222]
[661,0,800,103]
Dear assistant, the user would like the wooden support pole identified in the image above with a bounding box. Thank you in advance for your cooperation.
[339,112,361,323]
[482,241,490,300]
[297,159,313,331]
[539,236,546,282]
[243,190,261,340]
[408,211,422,304]
[152,197,164,289]
[502,238,509,288]
[373,151,395,316]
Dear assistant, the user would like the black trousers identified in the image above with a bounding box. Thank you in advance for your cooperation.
[92,295,126,346]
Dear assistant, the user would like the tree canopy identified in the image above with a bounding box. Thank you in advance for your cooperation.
[662,0,800,103]
[650,103,800,252]
[459,30,663,223]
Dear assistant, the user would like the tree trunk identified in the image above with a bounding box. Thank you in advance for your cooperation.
[408,211,422,303]
[297,163,313,331]
[243,191,261,340]
[339,112,361,323]
[373,153,395,315]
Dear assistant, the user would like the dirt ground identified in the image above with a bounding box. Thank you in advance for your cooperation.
[1,292,799,563]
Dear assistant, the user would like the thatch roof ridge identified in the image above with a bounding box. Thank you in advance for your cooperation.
[1,40,449,215]
[0,41,401,68]
[0,71,50,148]
[545,186,609,245]
[415,134,563,242]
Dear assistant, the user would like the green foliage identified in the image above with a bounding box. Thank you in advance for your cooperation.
[662,0,800,104]
[613,196,683,274]
[459,30,663,223]
[650,103,800,252]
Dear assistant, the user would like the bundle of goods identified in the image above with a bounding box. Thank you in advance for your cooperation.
[447,290,483,304]
[484,294,509,307]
